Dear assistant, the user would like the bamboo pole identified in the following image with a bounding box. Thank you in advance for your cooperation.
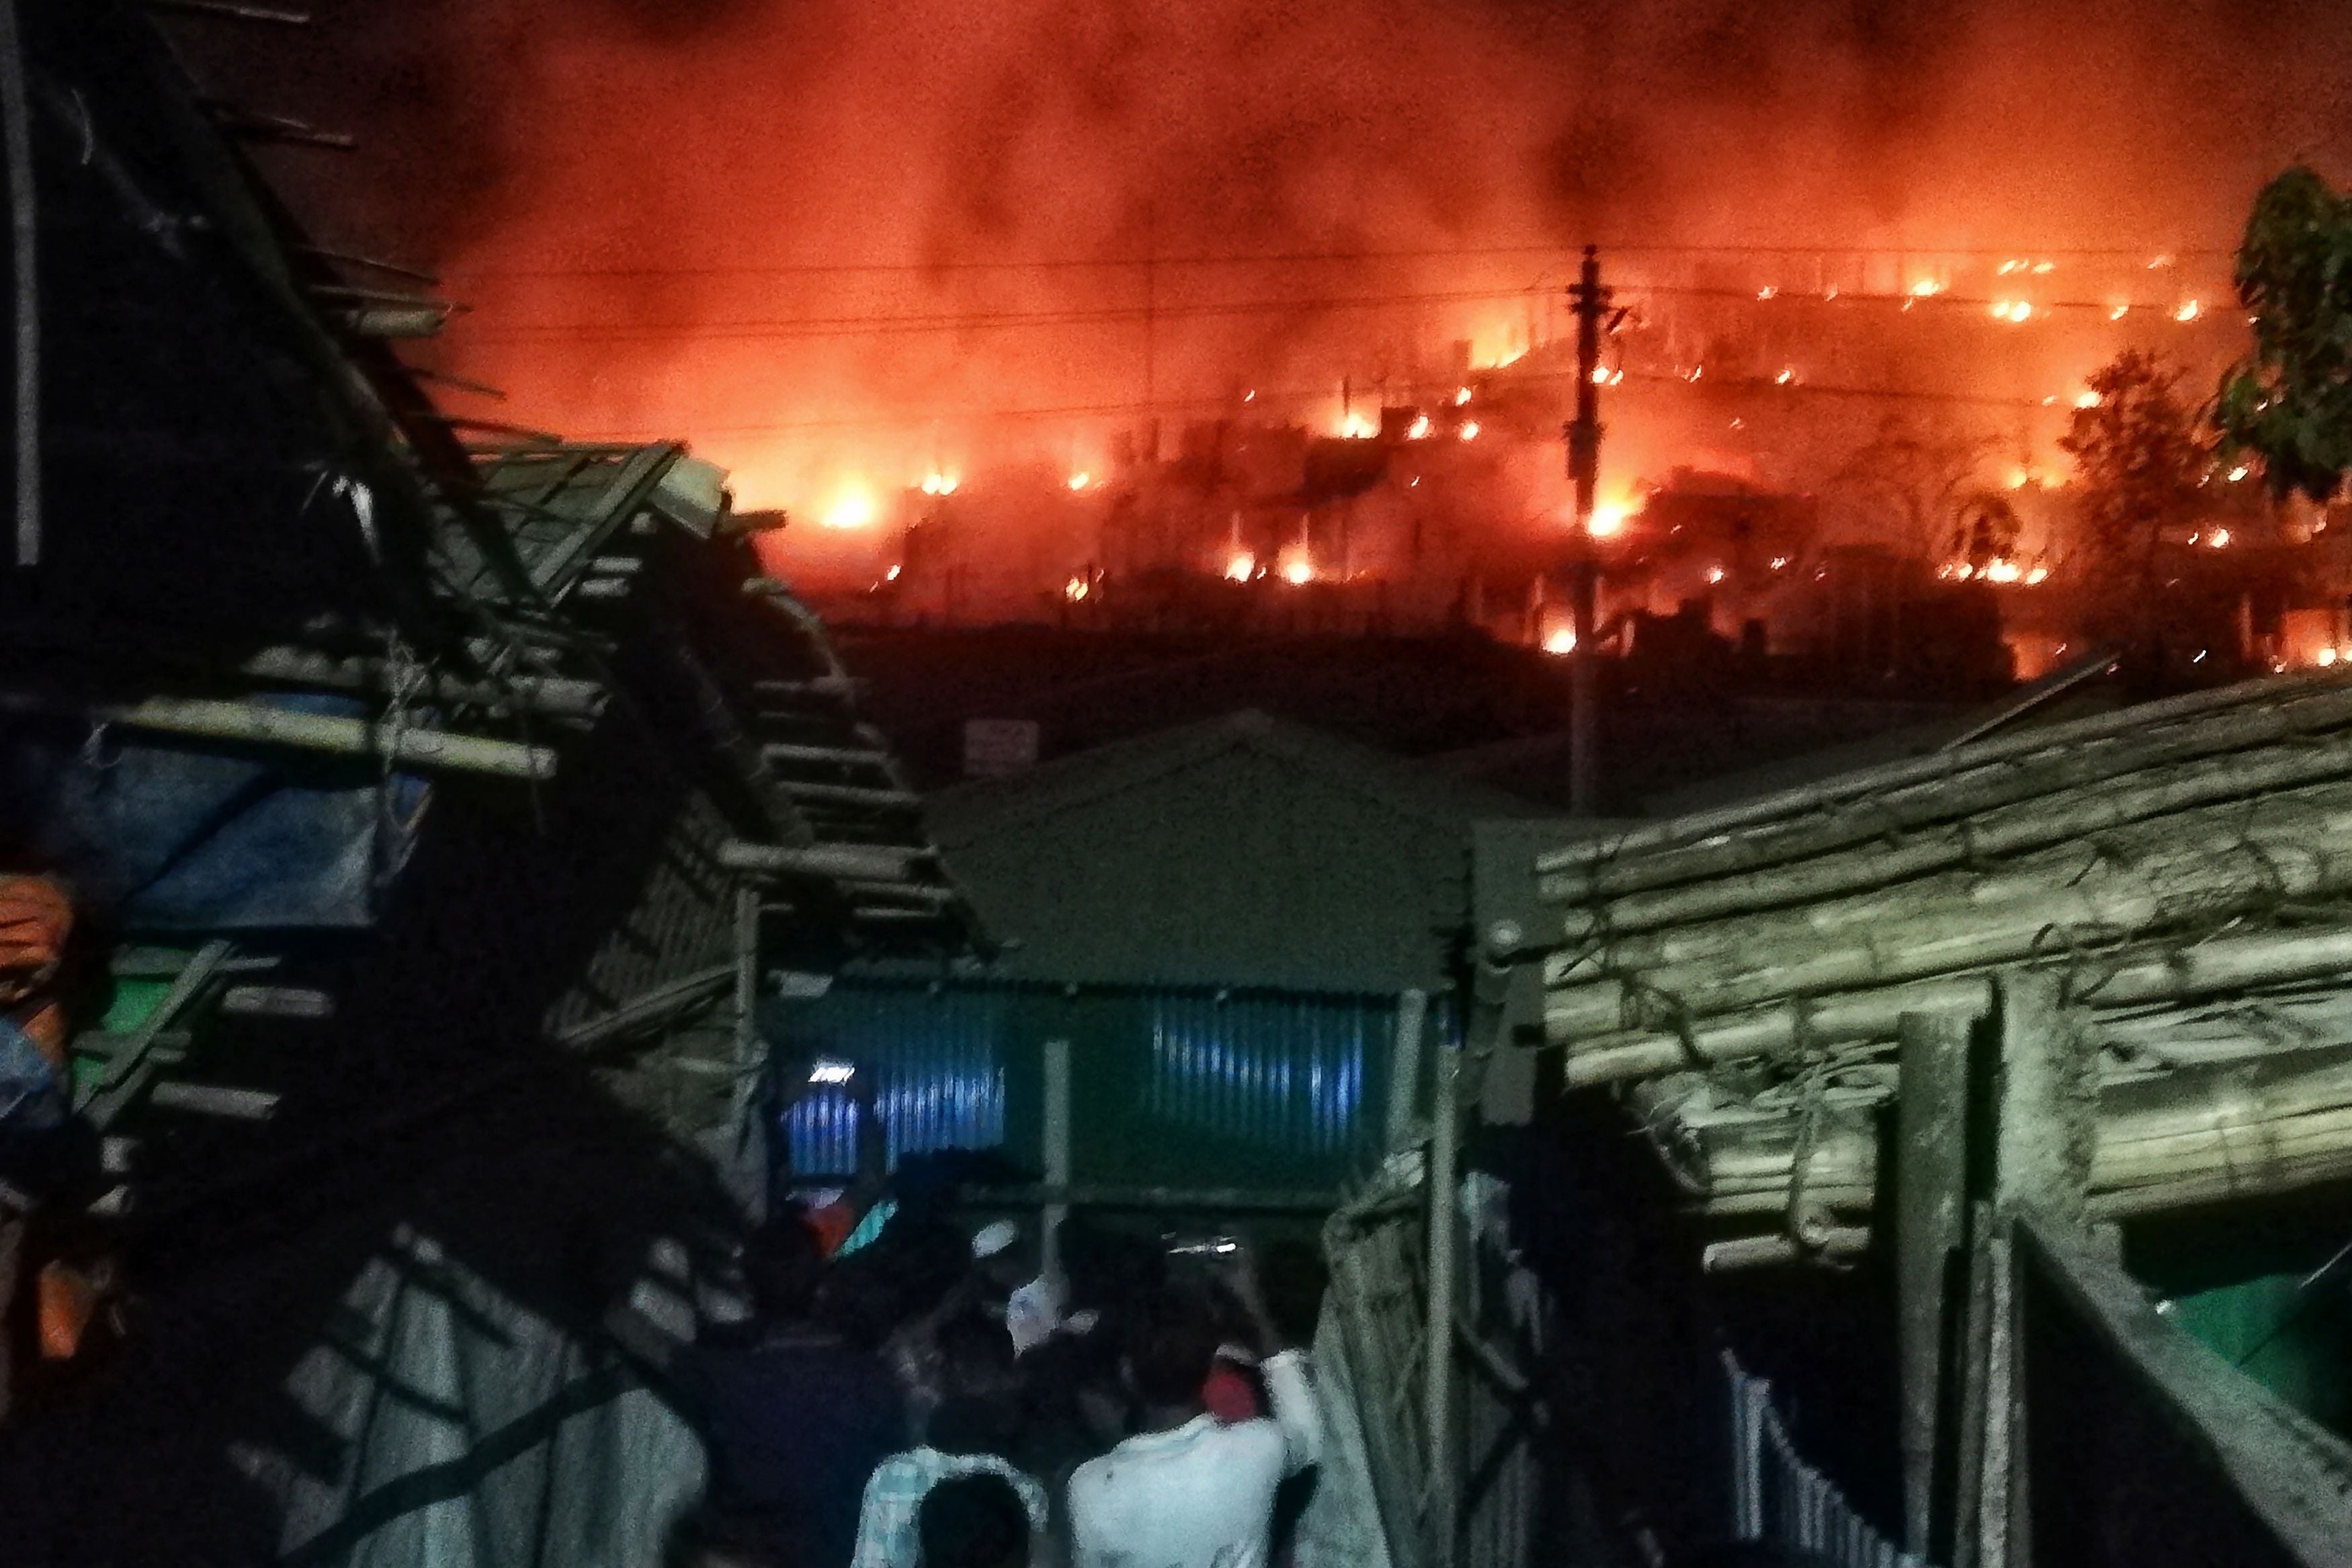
[718,839,927,883]
[0,690,555,779]
[1553,724,2352,944]
[1386,988,1429,1151]
[1556,924,2352,1086]
[1545,784,2352,1037]
[1042,1039,1072,1286]
[1537,669,2352,881]
[1424,1038,1461,1568]
[0,0,33,568]
[1550,777,2352,989]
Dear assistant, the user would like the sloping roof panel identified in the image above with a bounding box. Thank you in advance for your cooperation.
[926,711,1540,992]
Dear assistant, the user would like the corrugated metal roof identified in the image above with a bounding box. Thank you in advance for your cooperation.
[921,711,1541,993]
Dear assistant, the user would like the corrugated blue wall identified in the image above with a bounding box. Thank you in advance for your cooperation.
[771,982,1452,1194]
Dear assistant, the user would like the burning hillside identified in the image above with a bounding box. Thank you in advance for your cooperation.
[185,0,2352,662]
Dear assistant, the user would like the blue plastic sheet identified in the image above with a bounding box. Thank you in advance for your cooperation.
[2,694,429,932]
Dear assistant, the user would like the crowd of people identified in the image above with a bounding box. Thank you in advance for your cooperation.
[638,1154,1327,1568]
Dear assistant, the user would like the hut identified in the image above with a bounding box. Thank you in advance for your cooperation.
[0,4,971,1562]
[1506,668,2352,1565]
[767,709,1542,1215]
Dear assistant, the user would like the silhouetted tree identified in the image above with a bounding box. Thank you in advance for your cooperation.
[2059,349,2210,657]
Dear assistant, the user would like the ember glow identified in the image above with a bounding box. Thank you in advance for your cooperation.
[821,486,879,531]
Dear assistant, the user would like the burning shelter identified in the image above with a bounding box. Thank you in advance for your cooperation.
[0,4,972,1562]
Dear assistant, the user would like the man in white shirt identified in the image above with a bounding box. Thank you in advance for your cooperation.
[1067,1256,1321,1568]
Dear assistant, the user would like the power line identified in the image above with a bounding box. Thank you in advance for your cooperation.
[445,239,2236,282]
[450,284,1563,344]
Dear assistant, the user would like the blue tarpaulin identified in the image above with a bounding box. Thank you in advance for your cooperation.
[3,695,427,932]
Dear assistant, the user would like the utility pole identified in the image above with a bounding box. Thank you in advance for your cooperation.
[1566,246,1609,817]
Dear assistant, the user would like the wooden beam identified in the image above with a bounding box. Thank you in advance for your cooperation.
[717,839,924,882]
[218,986,333,1021]
[0,690,556,780]
[775,779,921,810]
[1897,1009,1974,1557]
[149,1082,279,1121]
[759,741,894,768]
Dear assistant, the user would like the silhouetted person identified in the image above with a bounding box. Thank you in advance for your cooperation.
[852,1308,1046,1568]
[915,1473,1031,1568]
[1067,1256,1320,1568]
[653,1219,908,1568]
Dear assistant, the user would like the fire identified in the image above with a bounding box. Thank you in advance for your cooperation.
[1458,421,1480,441]
[920,472,959,496]
[1224,552,1256,582]
[1454,387,1473,406]
[2322,648,2340,667]
[2109,304,2131,321]
[821,486,879,530]
[1407,413,1432,439]
[1756,286,1778,301]
[1774,368,1795,386]
[2208,527,2231,548]
[1280,556,1314,586]
[1588,501,1629,538]
[1704,565,1726,584]
[2226,464,2251,482]
[1990,300,2033,323]
[2175,300,2202,322]
[1064,576,1089,601]
[2006,468,2031,490]
[1907,279,1945,298]
[1341,415,1376,440]
[2074,390,2102,409]
[1541,625,1577,655]
[885,564,902,581]
[1589,367,1609,386]
[1945,557,2049,585]
[1068,471,1093,490]
[2031,260,2056,275]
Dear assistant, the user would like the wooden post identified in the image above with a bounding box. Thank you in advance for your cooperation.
[1956,971,2092,1568]
[1424,1037,1461,1568]
[1995,971,2095,1225]
[0,0,38,568]
[1387,988,1429,1152]
[1896,1008,1972,1557]
[1042,1038,1072,1284]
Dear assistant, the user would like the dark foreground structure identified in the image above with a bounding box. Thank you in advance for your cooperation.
[0,6,972,1561]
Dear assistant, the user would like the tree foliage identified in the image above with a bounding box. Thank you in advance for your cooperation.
[1827,417,1997,560]
[2218,165,2352,500]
